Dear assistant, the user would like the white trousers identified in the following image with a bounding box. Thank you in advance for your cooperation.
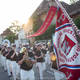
[45,52,51,65]
[1,55,4,67]
[16,63,20,79]
[6,59,11,76]
[3,56,7,71]
[36,62,46,80]
[0,53,2,64]
[11,61,17,80]
[20,69,35,80]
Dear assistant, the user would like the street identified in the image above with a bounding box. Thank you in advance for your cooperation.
[0,63,66,80]
[0,64,55,80]
[0,66,9,80]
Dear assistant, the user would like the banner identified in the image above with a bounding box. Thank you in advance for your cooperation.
[27,6,57,38]
[54,8,80,80]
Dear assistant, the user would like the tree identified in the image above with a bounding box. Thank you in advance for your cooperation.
[74,16,80,29]
[70,0,76,3]
[33,23,55,40]
[4,28,18,43]
[70,0,79,4]
[9,20,21,35]
[32,10,56,40]
[5,33,17,43]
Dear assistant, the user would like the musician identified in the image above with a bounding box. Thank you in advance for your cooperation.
[5,46,12,77]
[0,45,2,65]
[0,45,6,68]
[1,43,9,72]
[2,46,9,71]
[19,47,35,80]
[41,44,51,69]
[16,47,27,80]
[50,52,57,69]
[6,44,16,79]
[28,48,35,59]
[10,44,18,80]
[34,43,45,80]
[41,44,47,56]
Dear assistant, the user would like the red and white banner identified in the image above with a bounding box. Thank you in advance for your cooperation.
[27,6,57,38]
[54,7,80,80]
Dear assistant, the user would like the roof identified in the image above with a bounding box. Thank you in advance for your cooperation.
[33,0,49,16]
[61,0,80,16]
[35,0,80,16]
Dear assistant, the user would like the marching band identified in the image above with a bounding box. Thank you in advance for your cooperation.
[0,41,57,80]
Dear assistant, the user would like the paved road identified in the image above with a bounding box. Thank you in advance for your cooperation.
[33,64,55,80]
[0,64,66,80]
[0,64,55,80]
[0,67,9,80]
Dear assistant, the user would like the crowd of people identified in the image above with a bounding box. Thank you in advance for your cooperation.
[0,41,57,80]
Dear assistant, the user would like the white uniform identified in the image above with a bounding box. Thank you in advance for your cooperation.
[1,55,4,67]
[6,59,12,76]
[0,53,2,65]
[16,63,20,79]
[45,51,51,68]
[20,68,35,80]
[3,56,7,71]
[20,59,35,80]
[11,61,17,80]
[36,62,46,80]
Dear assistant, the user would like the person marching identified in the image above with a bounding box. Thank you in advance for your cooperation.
[1,41,10,72]
[5,46,12,78]
[0,45,6,70]
[2,46,9,72]
[34,43,45,80]
[6,44,17,80]
[16,47,26,80]
[10,44,17,80]
[18,47,36,80]
[0,45,2,65]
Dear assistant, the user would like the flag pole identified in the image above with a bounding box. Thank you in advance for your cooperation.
[55,0,79,33]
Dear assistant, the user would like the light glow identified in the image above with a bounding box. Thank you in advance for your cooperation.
[0,0,43,34]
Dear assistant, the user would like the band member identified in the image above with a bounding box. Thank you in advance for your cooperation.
[2,46,9,71]
[34,44,45,80]
[44,50,51,68]
[41,44,47,56]
[6,44,16,79]
[50,52,57,69]
[5,46,12,77]
[1,42,9,72]
[10,44,17,80]
[18,47,35,80]
[0,45,2,65]
[1,45,6,68]
[28,48,35,60]
[16,47,27,80]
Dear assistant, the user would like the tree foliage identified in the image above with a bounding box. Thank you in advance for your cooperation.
[33,20,55,40]
[5,28,17,43]
[32,12,56,40]
[36,24,55,40]
[70,0,78,4]
[9,20,21,34]
[74,16,80,29]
